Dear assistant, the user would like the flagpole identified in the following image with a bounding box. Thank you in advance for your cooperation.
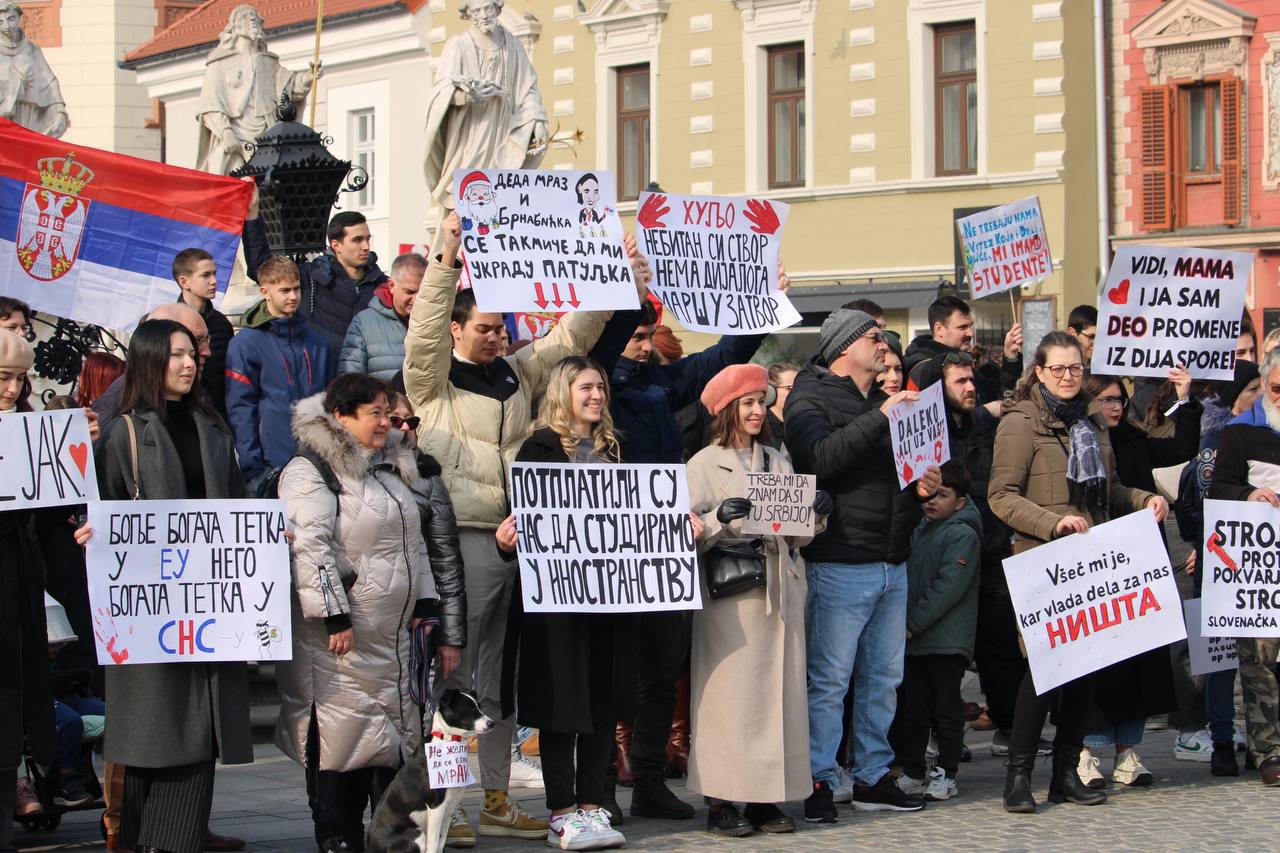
[309,0,325,127]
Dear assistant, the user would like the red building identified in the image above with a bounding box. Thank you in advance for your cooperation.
[1108,0,1280,335]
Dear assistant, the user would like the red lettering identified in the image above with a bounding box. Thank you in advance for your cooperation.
[1138,586,1161,616]
[1089,599,1121,632]
[1117,591,1139,620]
[1046,617,1067,649]
[178,619,194,655]
[1067,609,1090,642]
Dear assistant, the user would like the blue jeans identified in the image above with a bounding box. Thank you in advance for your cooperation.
[1206,669,1238,744]
[806,561,907,787]
[1085,717,1146,749]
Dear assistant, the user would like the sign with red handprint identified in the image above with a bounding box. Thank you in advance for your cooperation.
[636,191,800,335]
[887,382,951,490]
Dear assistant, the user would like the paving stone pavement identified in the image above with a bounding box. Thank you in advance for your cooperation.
[14,725,1280,852]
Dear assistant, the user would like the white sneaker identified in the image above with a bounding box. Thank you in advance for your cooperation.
[583,808,626,849]
[1077,747,1104,788]
[922,766,957,801]
[1111,748,1154,786]
[510,751,545,787]
[1174,728,1214,762]
[546,811,597,851]
[832,767,855,804]
[895,774,925,797]
[1235,727,1248,753]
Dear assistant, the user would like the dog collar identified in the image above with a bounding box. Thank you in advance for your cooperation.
[431,731,465,742]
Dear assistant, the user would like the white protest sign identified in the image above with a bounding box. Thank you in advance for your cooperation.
[889,382,951,489]
[426,741,475,789]
[84,499,292,665]
[1002,510,1185,694]
[636,192,800,334]
[453,168,637,313]
[1183,597,1238,677]
[741,471,816,538]
[1091,245,1251,380]
[956,196,1053,299]
[1201,499,1280,636]
[508,462,701,614]
[0,409,98,508]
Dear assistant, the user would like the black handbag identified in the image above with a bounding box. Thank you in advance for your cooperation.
[705,538,767,599]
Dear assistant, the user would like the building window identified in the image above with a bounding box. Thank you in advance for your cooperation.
[616,64,650,202]
[350,108,375,210]
[767,43,805,189]
[1183,83,1222,176]
[934,22,977,176]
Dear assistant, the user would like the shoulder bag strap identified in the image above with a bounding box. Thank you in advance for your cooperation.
[123,415,141,500]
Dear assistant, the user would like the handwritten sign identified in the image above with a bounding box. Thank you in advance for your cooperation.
[453,168,637,313]
[427,740,475,789]
[0,409,97,508]
[637,192,800,334]
[508,462,701,614]
[1201,499,1280,636]
[1002,510,1185,694]
[889,382,951,489]
[956,196,1053,299]
[84,499,292,665]
[1021,297,1056,354]
[1183,597,1238,677]
[1091,245,1251,381]
[741,471,815,537]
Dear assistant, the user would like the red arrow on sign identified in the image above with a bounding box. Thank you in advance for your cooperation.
[534,282,549,310]
[566,282,581,308]
[551,283,564,309]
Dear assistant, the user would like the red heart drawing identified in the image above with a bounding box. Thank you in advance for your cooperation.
[68,442,89,478]
[902,461,914,482]
[771,522,782,533]
[1107,278,1130,305]
[934,440,944,463]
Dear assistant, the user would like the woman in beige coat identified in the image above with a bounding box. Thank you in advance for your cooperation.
[686,365,831,838]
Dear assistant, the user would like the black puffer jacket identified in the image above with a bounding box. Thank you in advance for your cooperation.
[904,334,1021,404]
[412,451,466,648]
[178,294,234,420]
[783,355,919,565]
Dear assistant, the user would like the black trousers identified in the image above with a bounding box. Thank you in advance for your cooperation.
[1009,670,1091,756]
[305,711,396,845]
[974,577,1027,733]
[629,612,689,783]
[891,655,967,778]
[0,765,16,853]
[121,760,216,853]
[542,620,616,810]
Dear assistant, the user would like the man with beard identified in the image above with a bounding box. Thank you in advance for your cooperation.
[905,296,1022,404]
[1207,345,1280,787]
[457,171,502,234]
[0,0,67,137]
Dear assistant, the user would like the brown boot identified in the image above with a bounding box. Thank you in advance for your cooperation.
[615,722,635,787]
[666,672,690,778]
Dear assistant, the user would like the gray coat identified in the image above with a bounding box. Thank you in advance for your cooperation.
[338,294,407,380]
[94,406,253,768]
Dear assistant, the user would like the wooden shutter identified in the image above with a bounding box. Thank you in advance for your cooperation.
[1140,85,1173,231]
[1221,76,1242,226]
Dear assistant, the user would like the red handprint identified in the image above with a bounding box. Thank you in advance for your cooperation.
[744,199,781,235]
[637,193,669,229]
[93,607,132,664]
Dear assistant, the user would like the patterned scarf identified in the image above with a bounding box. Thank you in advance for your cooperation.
[1039,384,1108,514]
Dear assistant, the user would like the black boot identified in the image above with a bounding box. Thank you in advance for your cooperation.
[602,773,624,825]
[630,777,695,819]
[1047,746,1107,805]
[1002,751,1037,814]
[1211,741,1239,777]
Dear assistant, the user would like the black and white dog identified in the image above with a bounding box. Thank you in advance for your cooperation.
[368,689,495,853]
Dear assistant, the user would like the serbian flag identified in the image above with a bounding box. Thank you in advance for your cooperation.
[0,118,252,330]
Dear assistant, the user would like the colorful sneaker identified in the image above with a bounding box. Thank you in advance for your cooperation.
[1111,748,1154,786]
[510,752,545,787]
[583,808,626,848]
[546,811,596,850]
[832,767,855,804]
[480,793,549,839]
[1078,748,1105,789]
[922,766,957,801]
[446,807,476,849]
[1175,729,1214,762]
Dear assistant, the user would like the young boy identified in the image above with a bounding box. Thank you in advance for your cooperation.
[892,460,981,801]
[172,247,235,418]
[225,256,333,487]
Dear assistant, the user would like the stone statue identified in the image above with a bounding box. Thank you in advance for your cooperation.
[0,0,68,138]
[196,4,318,175]
[423,0,549,213]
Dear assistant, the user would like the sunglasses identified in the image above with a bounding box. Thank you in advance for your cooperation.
[942,351,974,366]
[862,330,886,344]
[390,415,420,431]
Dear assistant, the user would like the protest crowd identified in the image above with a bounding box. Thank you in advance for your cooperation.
[6,194,1280,853]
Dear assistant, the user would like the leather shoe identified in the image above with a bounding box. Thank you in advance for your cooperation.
[1259,755,1280,786]
[742,802,794,834]
[207,830,247,851]
[706,803,753,837]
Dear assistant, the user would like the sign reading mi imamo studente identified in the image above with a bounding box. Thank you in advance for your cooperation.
[1201,499,1280,637]
[1002,510,1185,694]
[508,462,702,614]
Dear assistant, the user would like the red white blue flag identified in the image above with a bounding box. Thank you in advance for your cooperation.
[0,118,252,330]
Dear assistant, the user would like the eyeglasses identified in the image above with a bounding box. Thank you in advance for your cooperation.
[1097,396,1126,409]
[862,331,886,344]
[775,384,793,391]
[1080,331,1097,341]
[1043,364,1085,378]
[390,415,420,431]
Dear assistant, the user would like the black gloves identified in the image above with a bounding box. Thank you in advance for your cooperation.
[716,497,752,524]
[813,490,834,516]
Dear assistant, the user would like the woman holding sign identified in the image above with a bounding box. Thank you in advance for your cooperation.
[989,331,1164,814]
[92,319,252,853]
[685,364,830,837]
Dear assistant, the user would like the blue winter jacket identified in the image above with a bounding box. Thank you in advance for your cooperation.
[225,300,334,480]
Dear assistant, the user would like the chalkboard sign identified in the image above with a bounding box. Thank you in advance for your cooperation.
[1021,297,1057,354]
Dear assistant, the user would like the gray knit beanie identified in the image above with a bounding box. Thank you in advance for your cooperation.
[819,309,877,366]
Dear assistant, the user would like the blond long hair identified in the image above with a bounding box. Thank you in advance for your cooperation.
[534,356,622,462]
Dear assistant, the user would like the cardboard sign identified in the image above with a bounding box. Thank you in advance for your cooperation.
[426,741,475,789]
[508,462,701,614]
[956,196,1053,299]
[1091,245,1251,380]
[0,409,98,508]
[741,471,816,538]
[889,382,951,489]
[1183,597,1238,677]
[1002,510,1186,694]
[452,168,637,313]
[84,499,292,665]
[637,192,800,334]
[1201,499,1280,636]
